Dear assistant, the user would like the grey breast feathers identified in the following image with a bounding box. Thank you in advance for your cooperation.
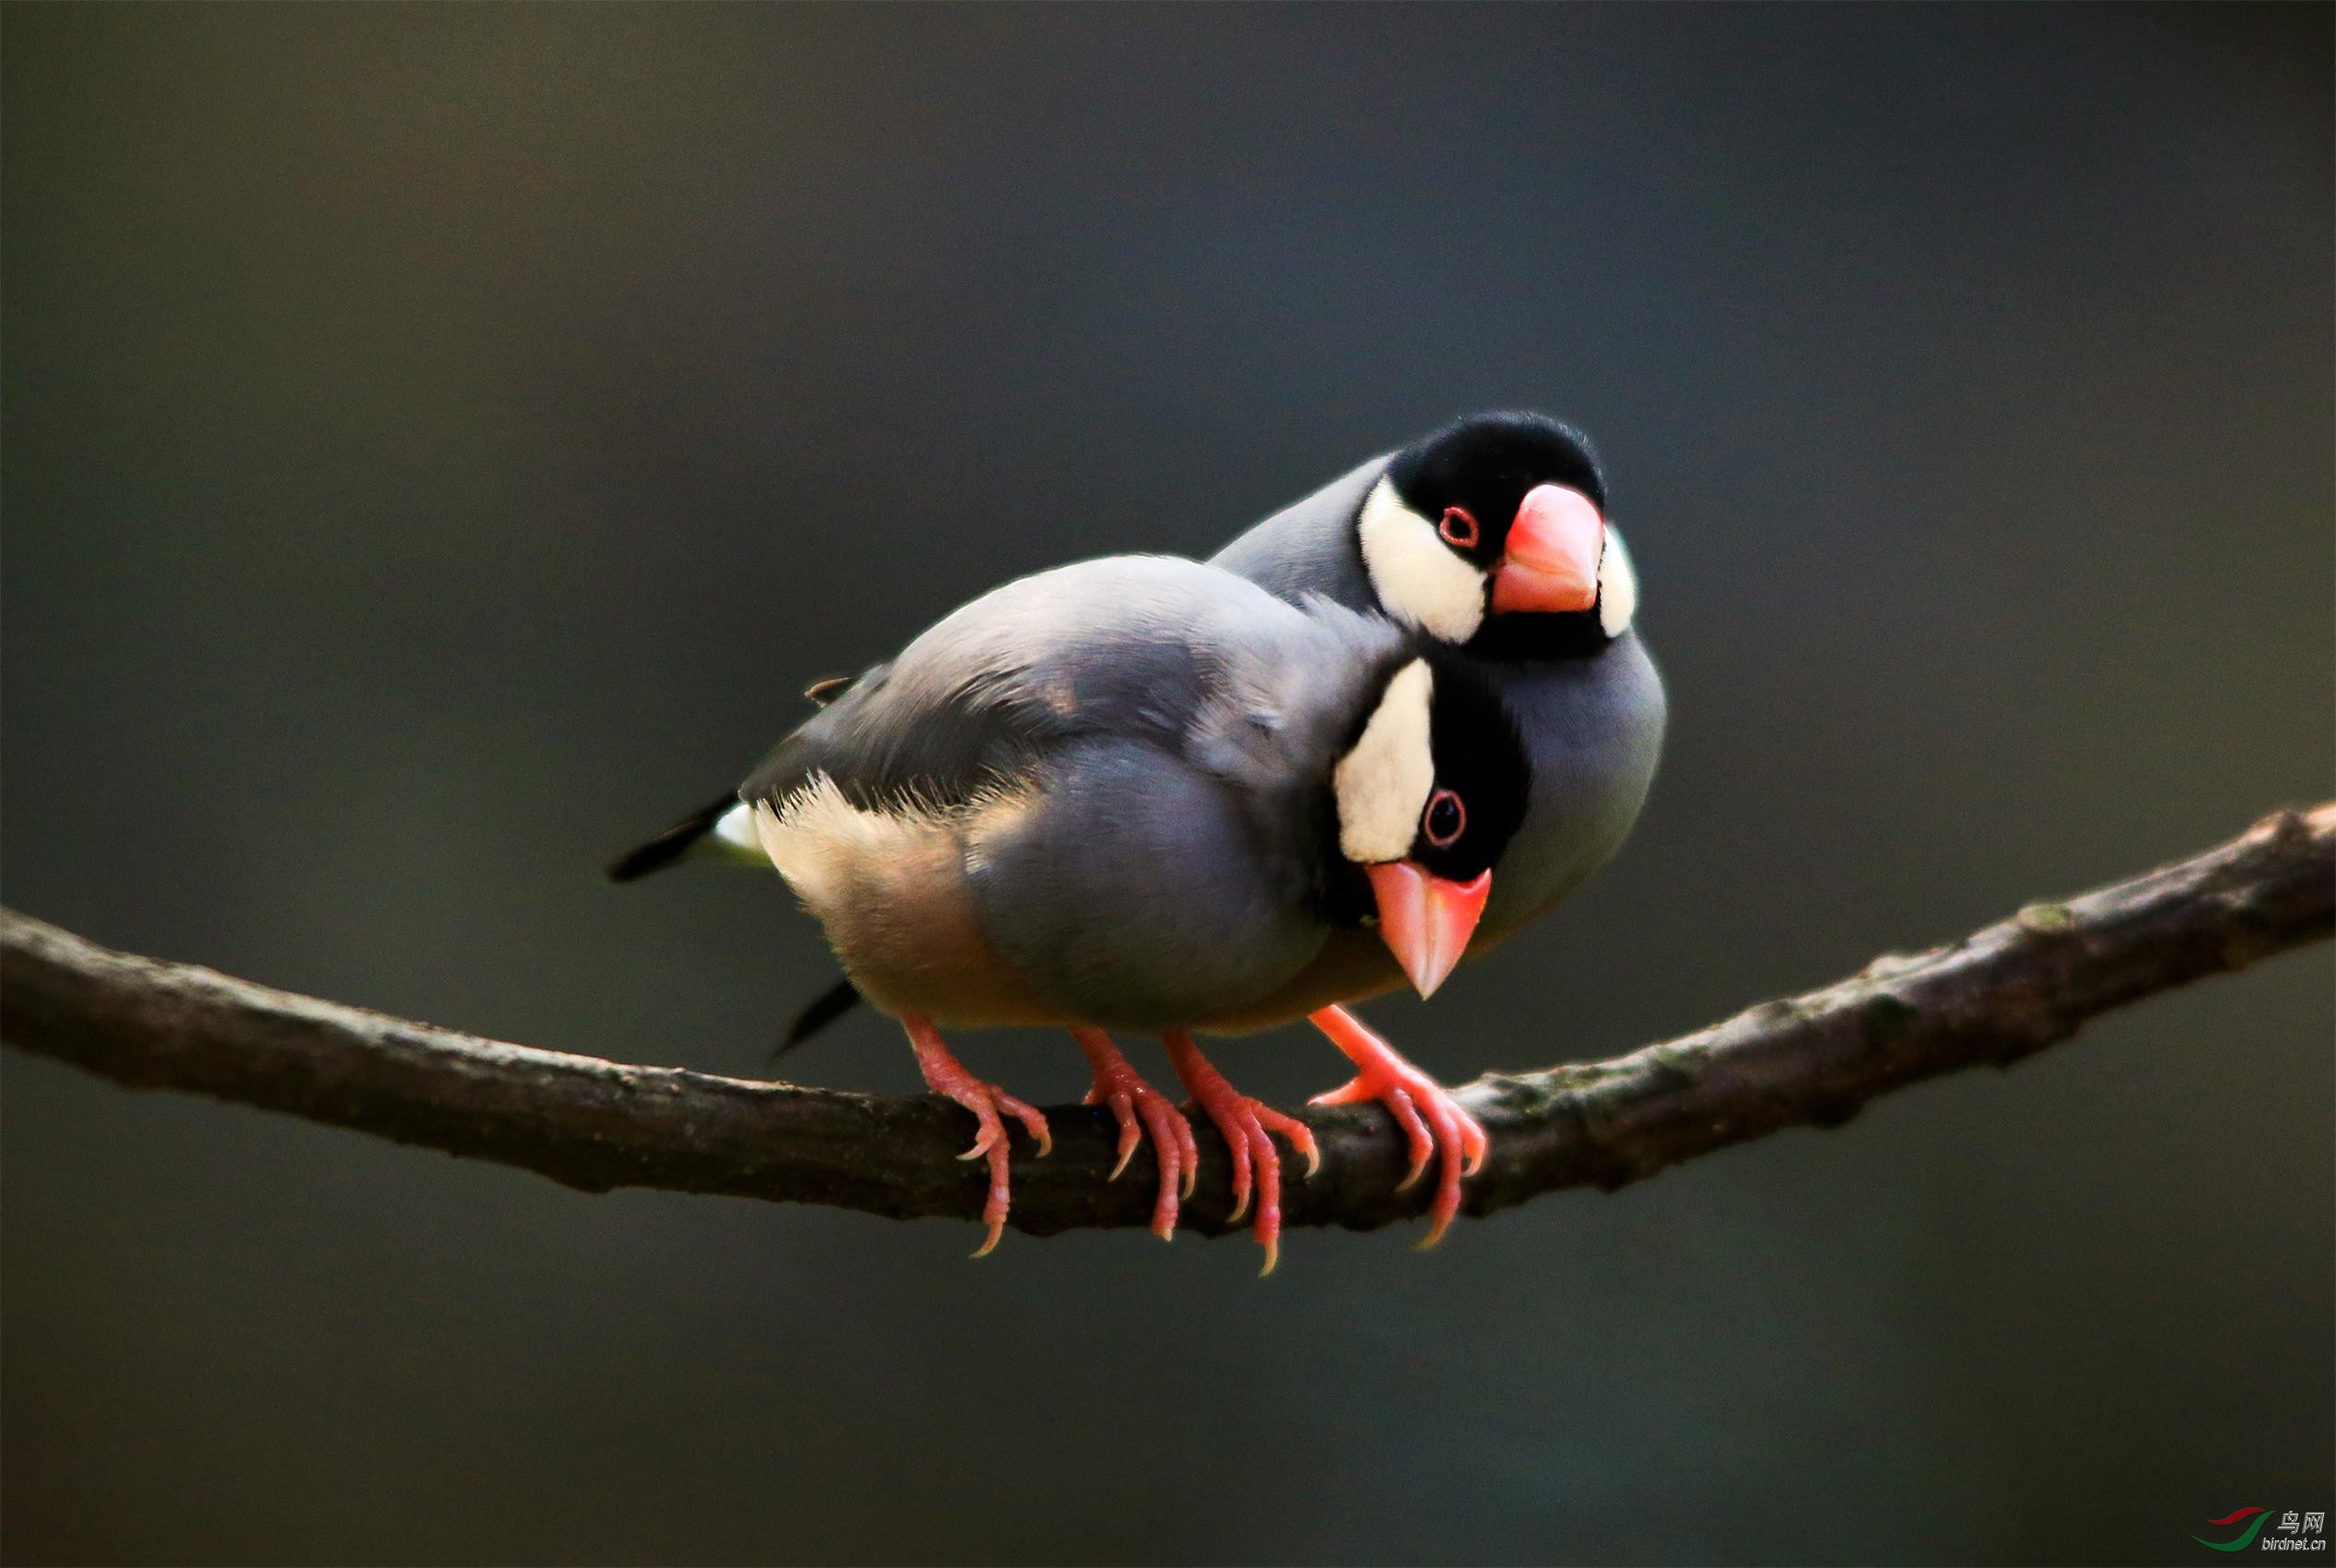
[1481,627,1667,934]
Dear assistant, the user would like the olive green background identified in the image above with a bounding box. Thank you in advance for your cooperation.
[5,6,2330,1563]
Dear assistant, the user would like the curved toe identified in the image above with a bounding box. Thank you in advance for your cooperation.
[1070,1026,1198,1240]
[1162,1030,1321,1276]
[903,1015,1051,1256]
[1308,1006,1486,1248]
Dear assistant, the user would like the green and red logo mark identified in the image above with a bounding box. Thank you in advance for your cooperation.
[2198,1509,2275,1551]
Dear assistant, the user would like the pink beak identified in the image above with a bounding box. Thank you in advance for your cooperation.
[1365,861,1493,999]
[1489,483,1603,615]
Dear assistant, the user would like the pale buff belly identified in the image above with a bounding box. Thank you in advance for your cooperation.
[752,783,1069,1028]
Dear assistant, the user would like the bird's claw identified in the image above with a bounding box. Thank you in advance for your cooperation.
[1074,1028,1198,1240]
[1164,1031,1318,1275]
[1308,1007,1487,1249]
[906,1016,1051,1258]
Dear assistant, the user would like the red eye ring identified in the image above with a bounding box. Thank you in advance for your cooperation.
[1423,788,1465,848]
[1438,506,1480,549]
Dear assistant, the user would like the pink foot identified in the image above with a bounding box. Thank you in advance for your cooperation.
[1308,1005,1487,1249]
[904,1014,1051,1258]
[1163,1030,1321,1276]
[1069,1027,1198,1241]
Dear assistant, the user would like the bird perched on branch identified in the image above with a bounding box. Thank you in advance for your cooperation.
[611,555,1532,1270]
[1203,411,1664,1184]
[765,412,1666,1239]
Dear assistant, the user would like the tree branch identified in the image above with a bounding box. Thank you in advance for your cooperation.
[4,804,2330,1239]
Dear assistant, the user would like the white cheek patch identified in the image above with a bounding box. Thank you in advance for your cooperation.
[1334,658,1436,864]
[1356,477,1488,644]
[1599,524,1638,638]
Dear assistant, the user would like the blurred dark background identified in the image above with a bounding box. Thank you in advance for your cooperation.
[4,6,2329,1564]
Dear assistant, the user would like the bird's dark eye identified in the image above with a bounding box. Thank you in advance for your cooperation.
[1423,788,1465,848]
[1438,507,1480,550]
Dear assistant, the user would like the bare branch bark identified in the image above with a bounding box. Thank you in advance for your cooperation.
[4,804,2330,1239]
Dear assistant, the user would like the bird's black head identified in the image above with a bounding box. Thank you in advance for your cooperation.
[1388,410,1609,531]
[1357,411,1638,660]
[1322,647,1531,996]
[1411,645,1532,881]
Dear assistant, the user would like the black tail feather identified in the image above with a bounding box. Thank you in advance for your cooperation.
[770,976,864,1061]
[605,795,738,883]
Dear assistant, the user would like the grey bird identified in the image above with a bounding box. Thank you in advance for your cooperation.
[761,413,1664,1239]
[1202,413,1665,1225]
[610,554,1532,1268]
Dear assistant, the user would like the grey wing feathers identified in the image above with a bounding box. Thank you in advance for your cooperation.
[741,556,1397,815]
